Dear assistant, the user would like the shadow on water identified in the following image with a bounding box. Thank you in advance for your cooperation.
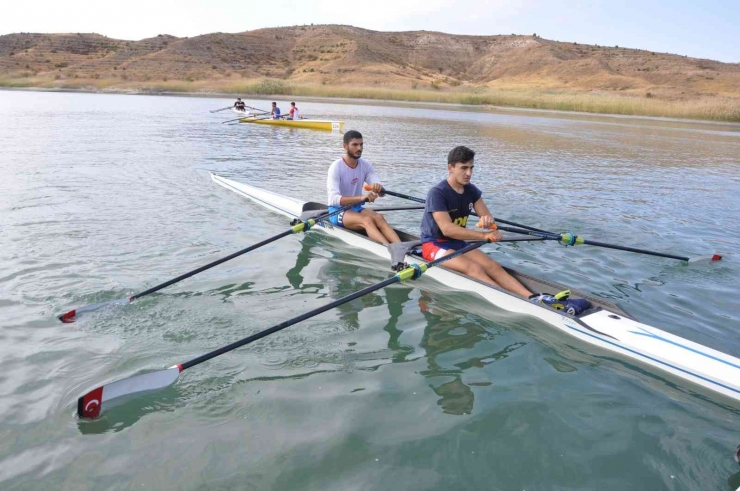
[77,225,740,434]
[728,469,740,491]
[415,288,528,415]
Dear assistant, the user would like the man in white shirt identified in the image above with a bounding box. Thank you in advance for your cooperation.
[326,130,401,244]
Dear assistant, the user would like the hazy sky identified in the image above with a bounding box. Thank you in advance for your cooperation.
[2,0,738,63]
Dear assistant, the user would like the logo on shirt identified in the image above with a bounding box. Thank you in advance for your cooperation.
[469,203,474,210]
[351,177,358,185]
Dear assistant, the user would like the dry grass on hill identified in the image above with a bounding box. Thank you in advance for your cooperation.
[1,26,739,121]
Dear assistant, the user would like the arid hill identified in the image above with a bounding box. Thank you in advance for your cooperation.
[1,25,739,102]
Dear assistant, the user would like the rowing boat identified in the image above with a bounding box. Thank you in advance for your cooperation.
[237,117,344,131]
[232,108,256,116]
[210,173,740,404]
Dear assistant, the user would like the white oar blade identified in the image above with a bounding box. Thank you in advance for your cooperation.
[687,254,723,263]
[78,365,181,419]
[58,297,131,323]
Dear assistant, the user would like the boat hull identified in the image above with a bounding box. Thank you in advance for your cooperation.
[232,108,255,116]
[238,118,344,131]
[210,173,740,404]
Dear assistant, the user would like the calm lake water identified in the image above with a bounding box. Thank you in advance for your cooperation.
[1,90,739,490]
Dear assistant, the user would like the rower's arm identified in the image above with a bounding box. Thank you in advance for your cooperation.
[472,198,495,227]
[327,164,374,207]
[432,211,493,241]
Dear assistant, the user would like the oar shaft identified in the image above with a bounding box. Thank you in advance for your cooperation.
[183,238,489,370]
[495,225,559,240]
[131,230,293,300]
[373,187,556,234]
[75,237,493,418]
[181,275,399,370]
[59,198,364,322]
[492,218,554,234]
[495,225,694,261]
[379,189,426,204]
[382,187,715,262]
[578,239,690,261]
[244,105,269,113]
[132,200,363,301]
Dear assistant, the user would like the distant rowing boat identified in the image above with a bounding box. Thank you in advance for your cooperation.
[232,107,256,116]
[210,172,740,404]
[237,116,344,131]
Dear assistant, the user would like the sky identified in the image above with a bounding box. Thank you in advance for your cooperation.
[2,0,739,63]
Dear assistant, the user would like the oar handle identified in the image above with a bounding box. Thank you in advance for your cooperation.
[475,221,498,230]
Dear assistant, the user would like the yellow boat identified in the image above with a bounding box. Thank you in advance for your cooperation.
[238,117,344,131]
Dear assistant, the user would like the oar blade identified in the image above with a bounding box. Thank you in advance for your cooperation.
[58,297,131,323]
[78,365,182,419]
[688,254,723,263]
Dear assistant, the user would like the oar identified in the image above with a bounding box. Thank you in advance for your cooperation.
[210,106,232,113]
[58,200,368,323]
[368,186,722,263]
[76,237,500,419]
[222,114,276,124]
[243,105,270,114]
[486,225,722,263]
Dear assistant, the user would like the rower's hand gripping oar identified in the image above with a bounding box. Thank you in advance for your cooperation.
[58,199,368,323]
[76,237,495,419]
[367,186,722,263]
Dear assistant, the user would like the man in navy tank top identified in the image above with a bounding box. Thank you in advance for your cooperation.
[420,146,591,315]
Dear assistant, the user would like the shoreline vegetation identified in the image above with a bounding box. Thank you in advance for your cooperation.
[2,76,739,122]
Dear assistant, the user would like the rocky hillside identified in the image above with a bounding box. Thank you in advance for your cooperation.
[1,25,738,99]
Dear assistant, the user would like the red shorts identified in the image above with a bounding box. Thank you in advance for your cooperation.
[421,239,469,261]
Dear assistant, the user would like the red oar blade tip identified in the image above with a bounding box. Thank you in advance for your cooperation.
[687,254,723,264]
[77,366,181,419]
[57,297,131,324]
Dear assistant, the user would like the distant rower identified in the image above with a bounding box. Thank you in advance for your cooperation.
[288,102,300,120]
[326,130,401,245]
[271,102,281,119]
[233,98,246,111]
[420,145,591,315]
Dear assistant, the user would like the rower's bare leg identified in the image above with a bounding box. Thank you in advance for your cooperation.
[341,210,392,244]
[467,249,532,298]
[435,252,500,287]
[362,209,401,244]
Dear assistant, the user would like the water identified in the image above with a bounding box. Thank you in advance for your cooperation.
[1,90,739,490]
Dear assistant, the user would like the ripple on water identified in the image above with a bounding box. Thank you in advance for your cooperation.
[1,91,740,489]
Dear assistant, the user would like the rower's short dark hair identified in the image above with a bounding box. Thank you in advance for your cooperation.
[448,146,475,166]
[290,102,296,106]
[343,130,363,144]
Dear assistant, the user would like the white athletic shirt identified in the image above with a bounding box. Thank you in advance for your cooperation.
[327,157,381,206]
